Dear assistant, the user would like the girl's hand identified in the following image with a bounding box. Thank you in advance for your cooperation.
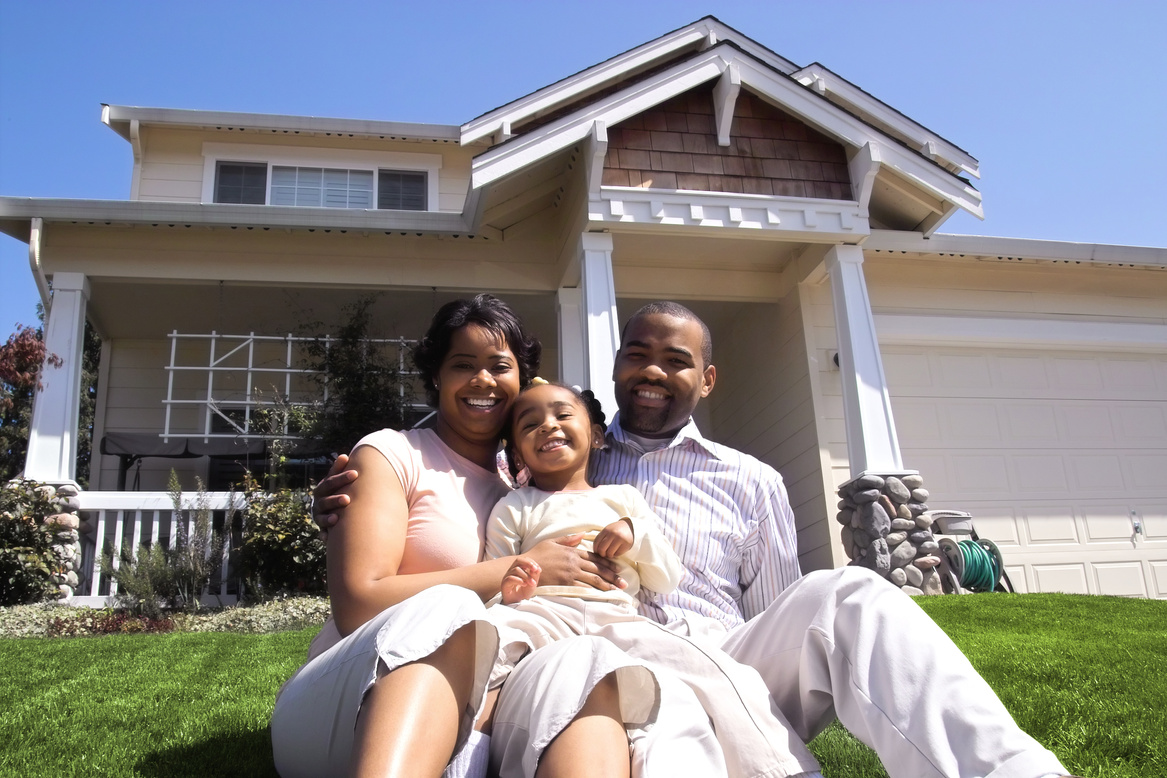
[501,557,541,604]
[593,518,634,559]
[525,534,627,591]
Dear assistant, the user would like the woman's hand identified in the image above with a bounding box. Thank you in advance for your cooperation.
[525,535,626,591]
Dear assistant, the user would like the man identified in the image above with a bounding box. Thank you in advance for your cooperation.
[316,301,1075,778]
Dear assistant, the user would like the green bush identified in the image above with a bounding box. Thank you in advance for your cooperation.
[103,472,226,616]
[237,473,326,600]
[0,480,68,605]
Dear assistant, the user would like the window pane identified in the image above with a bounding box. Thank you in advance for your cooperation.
[215,162,267,204]
[378,170,427,211]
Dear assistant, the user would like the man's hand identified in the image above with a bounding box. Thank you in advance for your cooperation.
[593,518,634,559]
[525,534,627,591]
[501,557,541,604]
[313,454,357,534]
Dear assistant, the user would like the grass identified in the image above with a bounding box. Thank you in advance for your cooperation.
[1,593,1163,777]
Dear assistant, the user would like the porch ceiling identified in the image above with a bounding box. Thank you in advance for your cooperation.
[85,280,558,344]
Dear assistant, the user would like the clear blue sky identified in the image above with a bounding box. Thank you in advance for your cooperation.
[2,0,1165,330]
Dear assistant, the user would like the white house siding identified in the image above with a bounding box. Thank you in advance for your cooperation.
[136,129,205,202]
[865,255,1167,597]
[710,297,835,573]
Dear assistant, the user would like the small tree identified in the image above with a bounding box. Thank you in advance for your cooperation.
[299,295,413,455]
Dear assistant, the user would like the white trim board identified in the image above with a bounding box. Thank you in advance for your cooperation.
[874,314,1167,353]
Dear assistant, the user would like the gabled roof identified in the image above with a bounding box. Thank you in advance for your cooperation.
[102,105,461,143]
[462,16,798,144]
[468,38,983,222]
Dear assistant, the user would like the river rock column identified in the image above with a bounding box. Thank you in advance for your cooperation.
[837,473,943,595]
[43,483,84,599]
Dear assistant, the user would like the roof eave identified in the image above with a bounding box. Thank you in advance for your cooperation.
[101,104,462,143]
[865,229,1167,268]
[0,197,478,237]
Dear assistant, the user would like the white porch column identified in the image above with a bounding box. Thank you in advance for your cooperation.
[25,272,90,485]
[825,245,904,476]
[557,232,619,415]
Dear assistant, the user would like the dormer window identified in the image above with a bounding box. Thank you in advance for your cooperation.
[215,163,268,205]
[203,143,440,211]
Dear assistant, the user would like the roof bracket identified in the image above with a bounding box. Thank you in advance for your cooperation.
[848,142,881,216]
[585,121,608,197]
[713,64,741,147]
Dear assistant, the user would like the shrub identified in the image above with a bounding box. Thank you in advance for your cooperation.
[103,471,227,615]
[47,608,175,637]
[237,473,325,600]
[0,479,68,605]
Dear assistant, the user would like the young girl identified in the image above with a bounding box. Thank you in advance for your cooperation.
[481,380,819,778]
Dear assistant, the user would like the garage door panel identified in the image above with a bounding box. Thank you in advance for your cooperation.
[1012,455,1069,492]
[1116,405,1167,440]
[1021,506,1079,544]
[1127,455,1167,491]
[1004,403,1059,441]
[1058,403,1115,444]
[949,454,1010,491]
[1081,508,1139,542]
[1102,358,1159,391]
[996,356,1048,391]
[1032,564,1089,594]
[1152,563,1167,598]
[1067,455,1123,492]
[937,354,993,389]
[1140,506,1167,539]
[1050,356,1105,390]
[942,402,1001,442]
[1093,563,1148,597]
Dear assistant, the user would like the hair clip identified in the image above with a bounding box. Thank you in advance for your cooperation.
[531,376,549,385]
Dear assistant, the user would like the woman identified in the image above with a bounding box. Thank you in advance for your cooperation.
[271,295,660,778]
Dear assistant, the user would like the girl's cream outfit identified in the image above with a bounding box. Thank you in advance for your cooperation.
[269,429,662,778]
[483,486,820,778]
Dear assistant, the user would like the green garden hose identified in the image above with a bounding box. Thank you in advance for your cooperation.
[939,537,1008,593]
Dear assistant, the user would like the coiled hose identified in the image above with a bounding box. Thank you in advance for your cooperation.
[938,537,1009,593]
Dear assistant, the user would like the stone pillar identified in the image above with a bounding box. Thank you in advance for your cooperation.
[558,232,619,415]
[824,247,943,593]
[836,473,943,595]
[25,272,90,485]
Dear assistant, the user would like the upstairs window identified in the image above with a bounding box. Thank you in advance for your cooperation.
[271,167,375,208]
[215,162,267,204]
[205,144,438,211]
[378,170,427,211]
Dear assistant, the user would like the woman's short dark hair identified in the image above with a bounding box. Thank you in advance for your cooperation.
[412,294,542,407]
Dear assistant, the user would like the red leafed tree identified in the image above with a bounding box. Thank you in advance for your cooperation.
[0,324,60,482]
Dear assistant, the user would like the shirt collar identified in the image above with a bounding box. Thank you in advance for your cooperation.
[606,411,721,459]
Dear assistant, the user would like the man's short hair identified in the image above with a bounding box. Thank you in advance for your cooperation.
[622,301,712,367]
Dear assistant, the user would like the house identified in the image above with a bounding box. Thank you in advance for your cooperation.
[2,16,1164,603]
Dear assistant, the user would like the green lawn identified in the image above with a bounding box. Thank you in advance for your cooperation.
[1,593,1163,777]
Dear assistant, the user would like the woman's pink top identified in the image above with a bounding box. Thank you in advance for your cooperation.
[307,427,512,658]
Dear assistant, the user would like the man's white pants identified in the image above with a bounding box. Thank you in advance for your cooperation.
[669,567,1068,778]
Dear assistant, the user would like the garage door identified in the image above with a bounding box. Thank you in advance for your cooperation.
[882,345,1167,598]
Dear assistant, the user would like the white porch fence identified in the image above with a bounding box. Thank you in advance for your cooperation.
[74,490,242,608]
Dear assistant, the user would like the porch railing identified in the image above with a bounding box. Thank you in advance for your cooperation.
[74,490,242,608]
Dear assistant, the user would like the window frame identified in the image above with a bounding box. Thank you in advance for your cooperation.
[201,142,442,211]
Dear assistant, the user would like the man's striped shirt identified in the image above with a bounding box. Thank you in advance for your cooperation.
[590,414,802,628]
